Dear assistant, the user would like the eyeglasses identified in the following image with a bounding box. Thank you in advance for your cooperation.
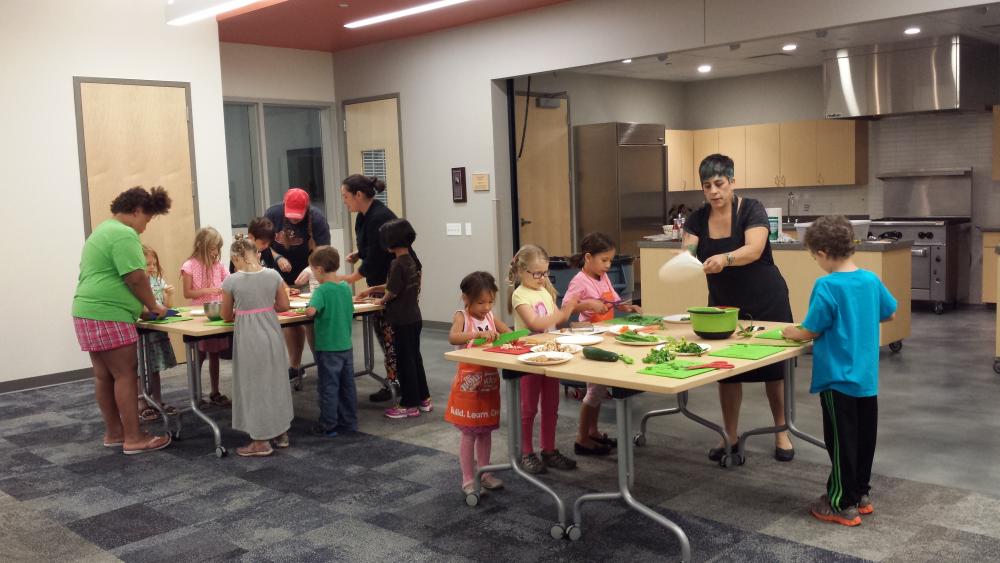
[526,269,549,280]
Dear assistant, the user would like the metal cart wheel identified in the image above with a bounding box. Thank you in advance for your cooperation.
[465,492,479,507]
[549,524,566,540]
[718,454,729,468]
[293,377,303,391]
[566,525,582,541]
[889,341,903,353]
[934,302,945,315]
[215,446,227,458]
[993,359,1000,375]
[633,433,647,447]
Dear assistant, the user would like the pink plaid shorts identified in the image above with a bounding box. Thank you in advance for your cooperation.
[73,317,138,352]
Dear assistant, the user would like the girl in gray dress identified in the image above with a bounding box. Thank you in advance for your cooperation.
[222,235,294,457]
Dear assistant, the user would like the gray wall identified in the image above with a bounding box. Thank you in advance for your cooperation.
[528,71,686,128]
[682,67,825,129]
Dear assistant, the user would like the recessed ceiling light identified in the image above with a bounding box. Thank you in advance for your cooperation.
[621,59,632,64]
[782,43,797,51]
[697,64,712,73]
[339,3,349,7]
[904,26,921,35]
[167,0,261,25]
[344,0,472,28]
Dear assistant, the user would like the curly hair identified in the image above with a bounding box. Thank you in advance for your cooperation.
[804,215,856,259]
[309,245,341,273]
[109,186,171,215]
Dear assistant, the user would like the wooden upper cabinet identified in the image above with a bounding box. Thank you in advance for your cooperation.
[665,129,693,192]
[779,120,818,187]
[746,123,781,188]
[992,107,1000,181]
[817,119,867,186]
[691,129,719,190]
[718,126,747,189]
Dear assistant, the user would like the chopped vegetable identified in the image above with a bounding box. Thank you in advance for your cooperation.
[657,336,704,355]
[615,330,661,343]
[642,347,675,364]
[736,321,759,339]
[620,354,634,365]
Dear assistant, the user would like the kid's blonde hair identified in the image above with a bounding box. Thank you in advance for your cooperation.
[191,227,223,268]
[507,244,556,313]
[142,245,163,280]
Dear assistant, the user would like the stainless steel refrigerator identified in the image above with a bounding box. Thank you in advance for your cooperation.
[574,122,667,298]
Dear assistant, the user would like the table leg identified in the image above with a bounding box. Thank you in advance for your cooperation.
[353,313,395,400]
[185,342,226,458]
[635,391,733,467]
[464,372,568,539]
[738,359,824,458]
[568,395,691,562]
[136,332,171,436]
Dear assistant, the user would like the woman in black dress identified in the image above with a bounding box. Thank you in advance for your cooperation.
[682,154,795,463]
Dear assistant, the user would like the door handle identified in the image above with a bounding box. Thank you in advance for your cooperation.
[774,175,779,186]
[520,218,532,227]
[911,248,928,257]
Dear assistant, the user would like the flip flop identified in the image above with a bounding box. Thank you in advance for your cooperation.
[139,407,161,422]
[123,434,172,455]
[237,444,274,457]
[103,439,124,448]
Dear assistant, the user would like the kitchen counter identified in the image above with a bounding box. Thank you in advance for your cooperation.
[981,227,1000,232]
[639,241,912,347]
[781,214,870,231]
[638,239,914,252]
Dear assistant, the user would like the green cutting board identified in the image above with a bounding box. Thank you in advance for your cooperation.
[205,320,235,327]
[473,328,530,347]
[142,316,194,325]
[709,344,784,360]
[755,328,808,346]
[606,315,663,326]
[639,359,717,379]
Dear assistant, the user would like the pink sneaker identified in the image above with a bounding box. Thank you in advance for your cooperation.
[419,398,433,413]
[384,406,420,419]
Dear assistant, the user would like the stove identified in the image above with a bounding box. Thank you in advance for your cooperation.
[869,217,971,313]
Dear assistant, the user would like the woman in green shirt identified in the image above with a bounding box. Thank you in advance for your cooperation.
[72,186,173,455]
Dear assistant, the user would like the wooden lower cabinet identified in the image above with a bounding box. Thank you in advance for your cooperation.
[981,233,1000,303]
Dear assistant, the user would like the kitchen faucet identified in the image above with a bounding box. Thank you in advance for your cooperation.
[786,192,796,218]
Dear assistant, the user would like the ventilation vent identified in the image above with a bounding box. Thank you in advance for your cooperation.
[361,149,389,206]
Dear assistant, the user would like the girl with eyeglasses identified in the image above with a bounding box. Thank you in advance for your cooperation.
[507,244,578,474]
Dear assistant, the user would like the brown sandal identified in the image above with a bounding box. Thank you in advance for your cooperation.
[139,407,161,422]
[205,393,231,407]
[237,442,273,457]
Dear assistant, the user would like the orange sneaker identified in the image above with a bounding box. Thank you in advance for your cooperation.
[858,494,873,515]
[809,496,861,527]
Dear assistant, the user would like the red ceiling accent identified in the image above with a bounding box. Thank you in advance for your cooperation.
[217,0,572,53]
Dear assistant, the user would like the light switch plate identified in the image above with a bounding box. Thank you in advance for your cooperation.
[465,223,472,236]
[446,223,462,236]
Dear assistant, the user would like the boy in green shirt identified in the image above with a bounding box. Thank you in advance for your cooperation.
[306,246,357,436]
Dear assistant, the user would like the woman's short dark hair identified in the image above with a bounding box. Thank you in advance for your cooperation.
[309,245,341,272]
[247,217,275,242]
[698,154,735,184]
[460,271,498,299]
[109,186,171,215]
[569,232,616,268]
[379,218,421,270]
[804,215,856,259]
[342,174,387,199]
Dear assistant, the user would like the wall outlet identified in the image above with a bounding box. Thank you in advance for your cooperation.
[446,223,462,236]
[465,222,472,236]
[803,203,811,212]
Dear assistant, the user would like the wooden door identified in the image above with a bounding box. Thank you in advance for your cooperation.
[745,123,781,188]
[78,80,197,361]
[514,95,572,257]
[817,119,855,186]
[718,126,747,189]
[779,120,818,187]
[665,129,693,192]
[344,98,404,217]
[691,129,719,190]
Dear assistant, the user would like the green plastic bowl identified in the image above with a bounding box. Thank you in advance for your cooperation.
[687,306,739,339]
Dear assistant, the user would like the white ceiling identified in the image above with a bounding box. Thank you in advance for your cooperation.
[569,3,1000,82]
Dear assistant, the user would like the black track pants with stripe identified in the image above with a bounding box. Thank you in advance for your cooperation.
[819,390,878,511]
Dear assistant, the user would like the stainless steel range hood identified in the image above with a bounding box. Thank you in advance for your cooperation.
[823,36,998,118]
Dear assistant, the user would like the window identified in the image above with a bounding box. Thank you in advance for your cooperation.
[222,102,337,229]
[361,148,390,206]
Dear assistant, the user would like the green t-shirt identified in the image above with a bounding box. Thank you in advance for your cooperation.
[72,219,147,323]
[309,281,354,352]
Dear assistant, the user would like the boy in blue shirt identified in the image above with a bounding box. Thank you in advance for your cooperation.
[783,216,897,527]
[306,246,358,436]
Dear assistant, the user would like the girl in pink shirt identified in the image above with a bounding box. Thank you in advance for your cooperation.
[563,232,641,456]
[181,227,231,407]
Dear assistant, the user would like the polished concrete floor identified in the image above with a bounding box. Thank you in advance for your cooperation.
[2,307,999,561]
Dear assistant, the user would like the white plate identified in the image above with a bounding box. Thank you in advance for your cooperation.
[188,308,205,316]
[517,351,573,366]
[530,344,583,354]
[298,293,312,299]
[555,334,604,346]
[289,300,309,308]
[548,325,609,335]
[607,324,646,335]
[654,342,711,356]
[614,336,666,346]
[662,314,691,324]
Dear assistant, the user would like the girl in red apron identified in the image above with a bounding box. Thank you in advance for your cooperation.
[446,272,513,495]
[564,233,642,456]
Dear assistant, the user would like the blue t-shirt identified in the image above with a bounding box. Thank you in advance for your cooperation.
[801,269,897,397]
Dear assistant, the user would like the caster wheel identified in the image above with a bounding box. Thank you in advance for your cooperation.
[993,360,1000,375]
[735,452,746,466]
[549,524,565,540]
[465,493,479,507]
[889,341,903,353]
[719,454,729,468]
[566,525,582,541]
[215,446,227,458]
[934,302,944,315]
[633,433,647,447]
[293,378,303,391]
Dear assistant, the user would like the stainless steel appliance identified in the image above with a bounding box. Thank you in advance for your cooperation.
[824,35,998,118]
[869,168,972,313]
[574,122,667,298]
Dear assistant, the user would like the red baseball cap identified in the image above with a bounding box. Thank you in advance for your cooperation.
[284,188,309,220]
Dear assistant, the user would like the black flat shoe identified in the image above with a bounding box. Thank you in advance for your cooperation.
[369,388,393,402]
[574,442,612,456]
[592,433,618,448]
[708,443,740,462]
[775,447,795,462]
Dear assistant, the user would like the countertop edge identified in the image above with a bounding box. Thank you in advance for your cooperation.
[638,240,914,252]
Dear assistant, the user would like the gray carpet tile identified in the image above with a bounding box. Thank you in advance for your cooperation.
[67,503,188,551]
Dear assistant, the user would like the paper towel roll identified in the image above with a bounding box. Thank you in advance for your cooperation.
[659,251,703,283]
[765,208,782,241]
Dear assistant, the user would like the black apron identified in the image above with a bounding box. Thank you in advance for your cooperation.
[697,196,792,383]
